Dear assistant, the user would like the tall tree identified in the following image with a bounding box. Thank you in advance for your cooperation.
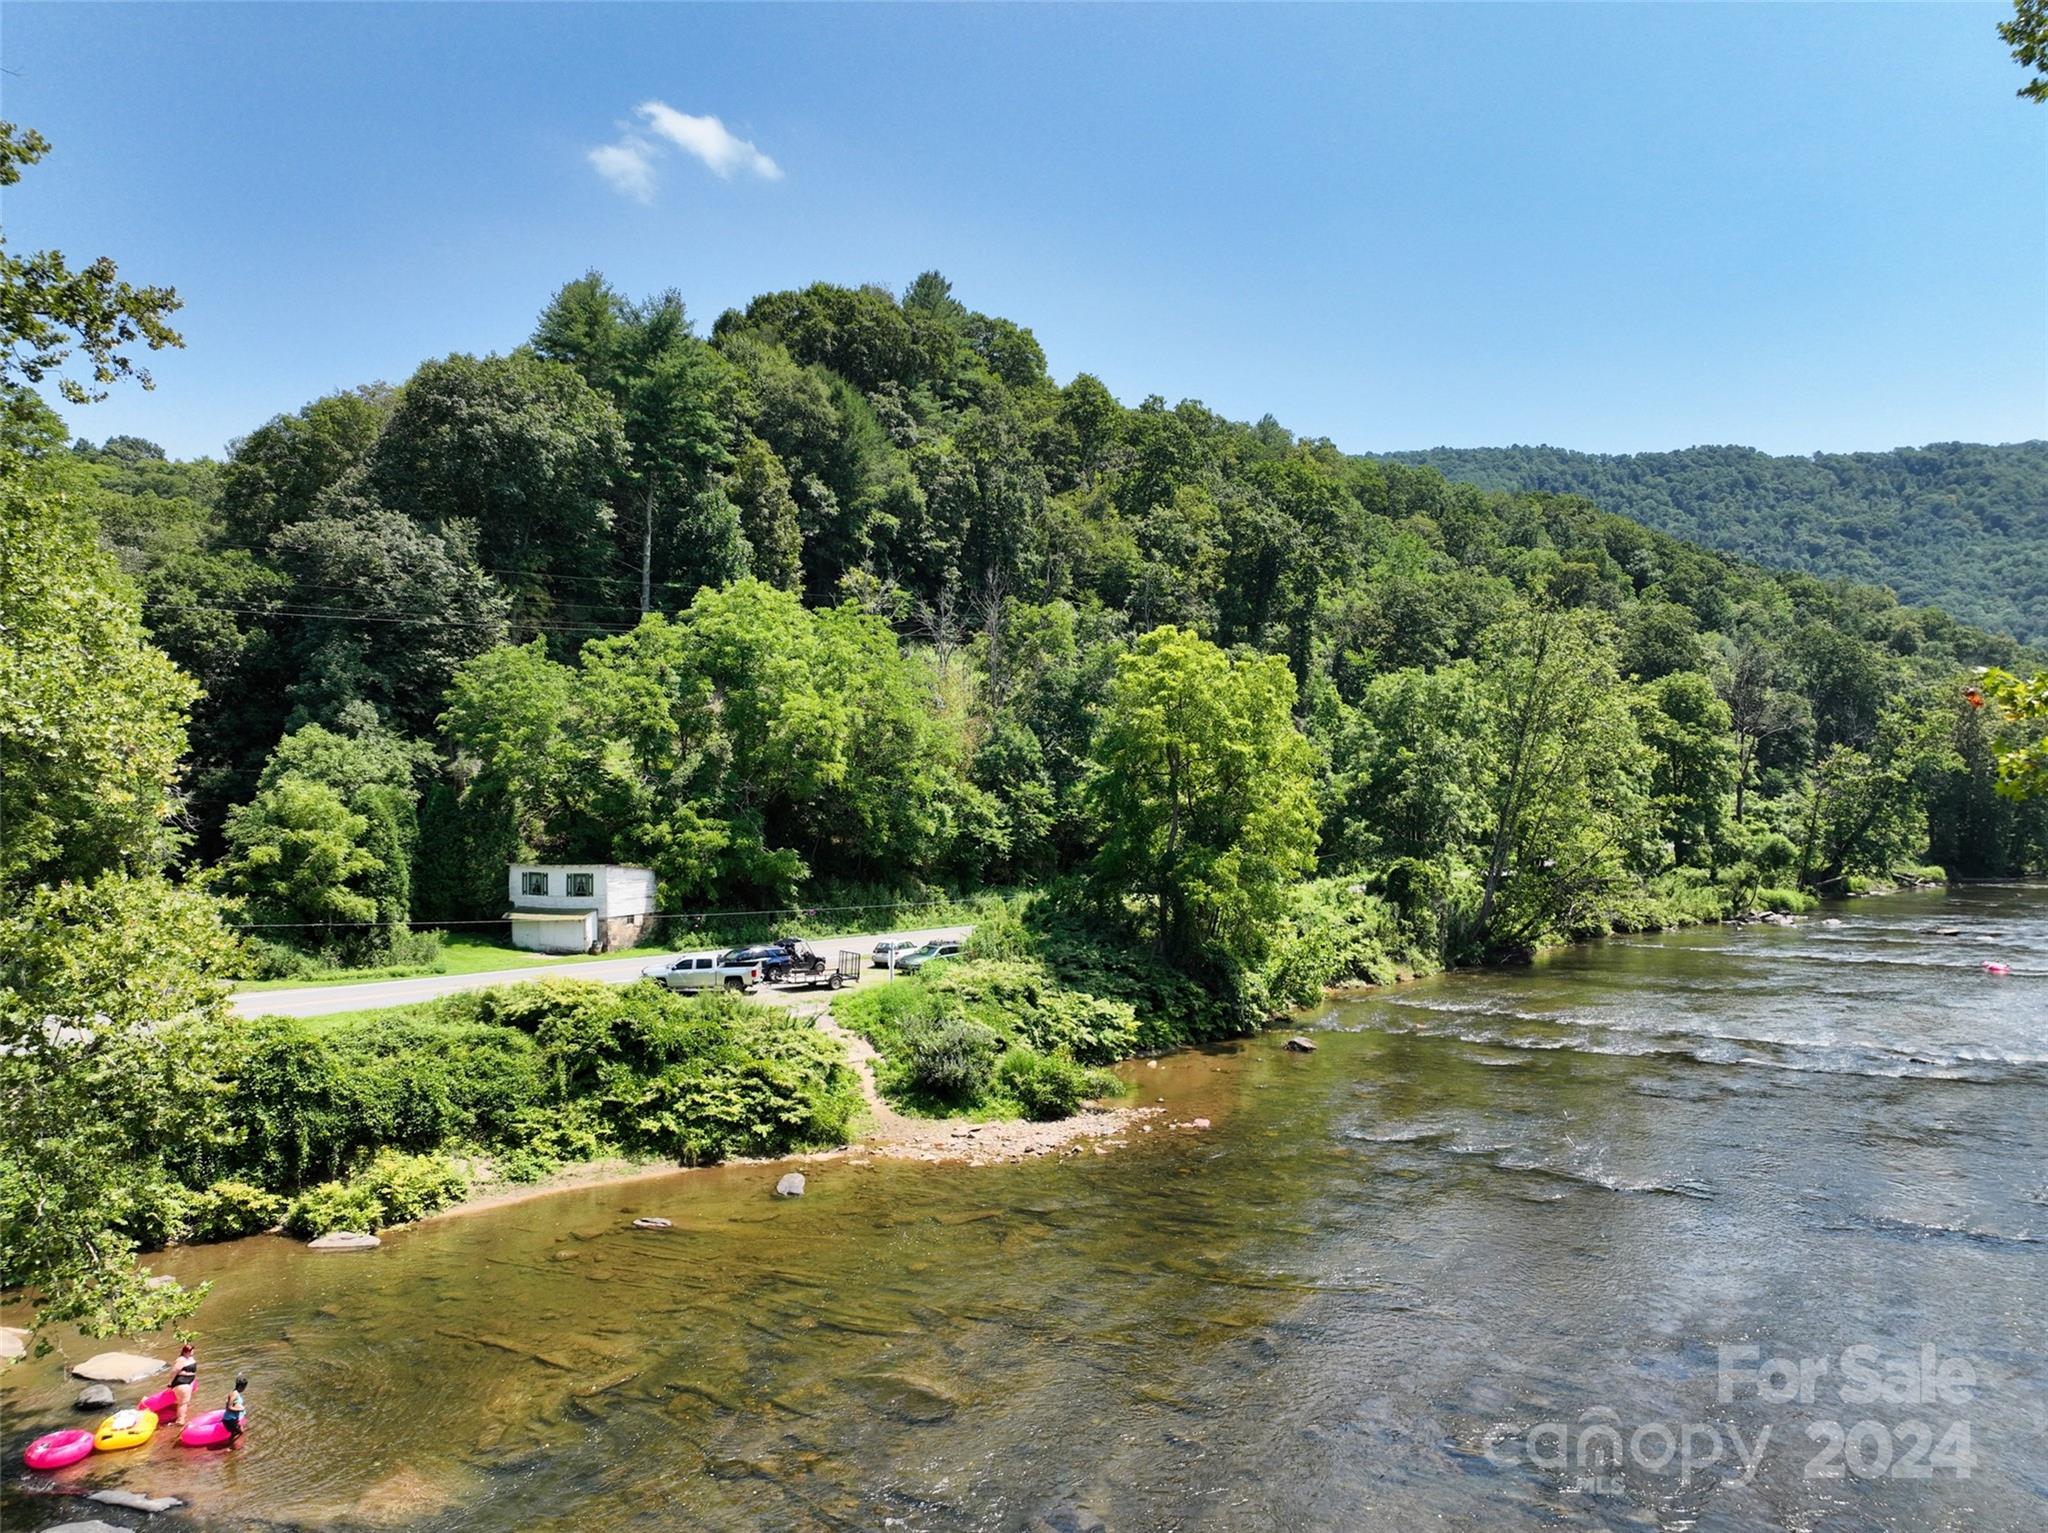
[0,122,183,432]
[1471,607,1652,955]
[1086,626,1319,967]
[362,352,627,628]
[0,479,197,888]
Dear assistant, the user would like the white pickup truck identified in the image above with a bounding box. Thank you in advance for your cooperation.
[641,950,762,993]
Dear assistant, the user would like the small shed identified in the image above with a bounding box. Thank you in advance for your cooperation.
[506,864,657,955]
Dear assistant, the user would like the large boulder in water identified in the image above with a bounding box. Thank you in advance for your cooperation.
[42,1523,133,1533]
[307,1231,381,1251]
[75,1384,115,1410]
[774,1172,806,1198]
[70,1351,164,1383]
[1283,1035,1317,1053]
[0,1325,28,1360]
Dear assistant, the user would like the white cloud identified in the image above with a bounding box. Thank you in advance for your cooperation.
[587,136,658,204]
[636,102,782,182]
[588,102,781,202]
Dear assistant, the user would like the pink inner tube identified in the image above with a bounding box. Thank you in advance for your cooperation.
[179,1408,247,1447]
[23,1429,96,1471]
[1983,962,2011,975]
[138,1387,180,1417]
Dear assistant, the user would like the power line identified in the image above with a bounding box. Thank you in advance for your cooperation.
[222,894,987,931]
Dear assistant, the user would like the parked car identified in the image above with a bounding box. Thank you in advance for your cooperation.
[868,937,921,969]
[895,938,962,973]
[642,951,761,993]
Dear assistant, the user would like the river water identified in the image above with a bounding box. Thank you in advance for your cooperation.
[6,886,2044,1532]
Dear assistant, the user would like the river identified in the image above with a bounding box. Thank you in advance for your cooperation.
[6,885,2044,1531]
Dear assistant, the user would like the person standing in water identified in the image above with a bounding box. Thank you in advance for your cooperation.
[169,1343,197,1422]
[222,1374,248,1446]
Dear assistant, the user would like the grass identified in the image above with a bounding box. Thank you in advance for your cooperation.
[234,932,657,991]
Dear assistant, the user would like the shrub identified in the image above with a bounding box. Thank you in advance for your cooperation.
[284,1178,382,1237]
[240,937,327,981]
[997,1050,1106,1122]
[283,1151,468,1236]
[119,1178,197,1248]
[185,1180,287,1241]
[383,926,446,968]
[1754,885,1818,914]
[360,1149,469,1224]
[898,1013,1002,1104]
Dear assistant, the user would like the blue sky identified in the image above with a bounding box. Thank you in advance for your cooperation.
[7,3,2044,460]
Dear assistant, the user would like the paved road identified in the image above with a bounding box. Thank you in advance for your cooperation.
[233,925,974,1019]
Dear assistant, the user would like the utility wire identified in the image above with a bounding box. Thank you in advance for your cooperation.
[222,894,985,930]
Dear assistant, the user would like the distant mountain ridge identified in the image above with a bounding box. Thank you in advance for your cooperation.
[1373,441,2048,643]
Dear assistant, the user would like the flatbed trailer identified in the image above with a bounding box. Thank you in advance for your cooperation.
[775,949,863,991]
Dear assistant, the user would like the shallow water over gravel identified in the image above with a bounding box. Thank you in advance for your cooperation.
[6,886,2045,1531]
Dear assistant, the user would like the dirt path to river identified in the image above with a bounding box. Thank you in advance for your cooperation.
[426,997,1194,1227]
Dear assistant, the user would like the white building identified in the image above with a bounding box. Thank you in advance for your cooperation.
[505,864,658,955]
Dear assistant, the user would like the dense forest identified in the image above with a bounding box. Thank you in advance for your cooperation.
[1378,442,2048,643]
[33,269,2048,991]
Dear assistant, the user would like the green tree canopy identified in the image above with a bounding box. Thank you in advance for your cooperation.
[1086,626,1319,967]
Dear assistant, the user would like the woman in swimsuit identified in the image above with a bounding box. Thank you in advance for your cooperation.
[170,1343,197,1422]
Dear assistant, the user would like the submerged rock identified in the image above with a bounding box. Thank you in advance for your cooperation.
[1283,1036,1317,1053]
[43,1523,132,1533]
[307,1231,381,1251]
[0,1325,28,1360]
[774,1173,806,1197]
[75,1384,115,1410]
[631,1217,673,1229]
[71,1351,165,1383]
[89,1489,186,1513]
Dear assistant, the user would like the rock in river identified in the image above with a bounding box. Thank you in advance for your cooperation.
[0,1325,28,1360]
[70,1351,165,1383]
[75,1384,115,1410]
[43,1523,132,1533]
[308,1231,381,1251]
[774,1173,806,1198]
[631,1217,672,1230]
[1284,1035,1317,1053]
[90,1489,186,1513]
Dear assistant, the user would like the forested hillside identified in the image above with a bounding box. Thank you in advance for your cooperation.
[28,269,2042,985]
[1377,442,2048,643]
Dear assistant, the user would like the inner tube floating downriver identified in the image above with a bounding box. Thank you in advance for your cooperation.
[23,1429,95,1470]
[138,1387,180,1417]
[93,1407,158,1451]
[1983,962,2011,975]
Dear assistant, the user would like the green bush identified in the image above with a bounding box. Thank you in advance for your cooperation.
[360,1149,469,1224]
[898,1013,1002,1104]
[185,1180,287,1241]
[240,937,328,981]
[997,1049,1107,1121]
[284,1178,383,1237]
[283,1151,468,1236]
[118,1178,197,1248]
[383,926,446,968]
[1754,885,1818,913]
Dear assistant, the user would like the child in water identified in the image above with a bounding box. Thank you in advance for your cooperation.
[170,1343,197,1423]
[223,1375,248,1445]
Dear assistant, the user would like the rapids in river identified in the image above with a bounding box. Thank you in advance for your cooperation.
[5,885,2044,1531]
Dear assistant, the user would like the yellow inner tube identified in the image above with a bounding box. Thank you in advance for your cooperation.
[94,1406,159,1450]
